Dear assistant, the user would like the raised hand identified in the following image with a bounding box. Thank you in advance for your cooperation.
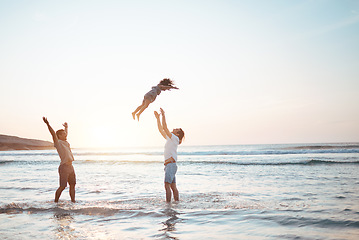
[63,122,68,128]
[43,117,49,125]
[160,108,165,116]
[43,117,57,142]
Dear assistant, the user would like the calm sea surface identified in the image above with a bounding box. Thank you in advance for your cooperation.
[1,143,359,239]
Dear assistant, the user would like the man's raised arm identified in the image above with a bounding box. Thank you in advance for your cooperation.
[154,111,167,139]
[160,108,172,138]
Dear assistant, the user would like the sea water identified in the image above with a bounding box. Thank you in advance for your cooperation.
[0,143,359,239]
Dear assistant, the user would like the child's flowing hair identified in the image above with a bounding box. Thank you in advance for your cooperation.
[159,78,177,89]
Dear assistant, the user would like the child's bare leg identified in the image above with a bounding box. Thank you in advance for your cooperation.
[132,103,145,120]
[170,183,179,201]
[69,184,76,203]
[136,100,150,121]
[55,186,65,203]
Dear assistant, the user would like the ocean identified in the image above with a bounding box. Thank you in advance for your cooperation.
[0,143,358,239]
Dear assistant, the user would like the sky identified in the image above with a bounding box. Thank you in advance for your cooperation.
[1,0,359,148]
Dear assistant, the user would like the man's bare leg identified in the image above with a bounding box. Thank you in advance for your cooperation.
[170,183,179,201]
[165,182,172,203]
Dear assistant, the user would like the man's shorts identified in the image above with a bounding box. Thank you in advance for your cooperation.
[58,163,76,187]
[164,163,177,184]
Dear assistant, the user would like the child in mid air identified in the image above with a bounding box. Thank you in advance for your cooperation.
[132,78,178,121]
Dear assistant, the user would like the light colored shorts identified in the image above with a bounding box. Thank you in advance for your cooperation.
[164,162,177,183]
[58,163,76,187]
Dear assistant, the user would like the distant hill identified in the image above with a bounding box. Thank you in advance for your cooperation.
[0,134,53,151]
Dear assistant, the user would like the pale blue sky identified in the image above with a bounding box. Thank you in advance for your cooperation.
[1,0,358,147]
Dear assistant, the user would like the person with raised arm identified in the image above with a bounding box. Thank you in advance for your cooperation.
[154,108,185,203]
[43,117,76,203]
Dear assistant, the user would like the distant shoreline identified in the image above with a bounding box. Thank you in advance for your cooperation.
[0,134,53,151]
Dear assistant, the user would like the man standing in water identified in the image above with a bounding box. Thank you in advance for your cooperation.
[154,108,185,203]
[43,117,76,203]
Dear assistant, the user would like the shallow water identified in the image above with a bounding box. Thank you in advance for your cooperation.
[1,144,359,239]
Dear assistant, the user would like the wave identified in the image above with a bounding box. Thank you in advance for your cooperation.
[305,159,359,165]
[71,159,359,166]
[185,159,359,166]
[283,144,359,150]
[2,199,359,230]
[1,144,359,158]
[248,214,359,229]
[0,192,262,216]
[0,203,143,216]
[1,149,359,158]
[181,149,359,156]
[1,158,359,167]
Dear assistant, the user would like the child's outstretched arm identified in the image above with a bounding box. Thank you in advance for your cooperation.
[160,108,172,138]
[159,85,179,90]
[43,117,58,143]
[154,111,166,139]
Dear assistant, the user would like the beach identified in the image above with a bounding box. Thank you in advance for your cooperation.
[1,144,359,239]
